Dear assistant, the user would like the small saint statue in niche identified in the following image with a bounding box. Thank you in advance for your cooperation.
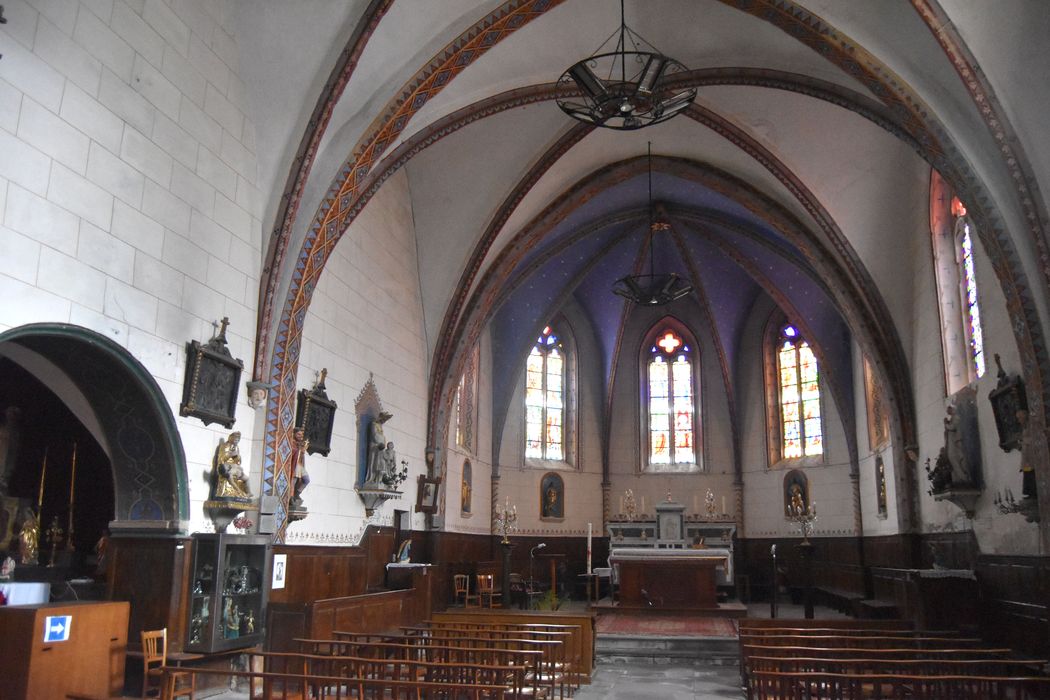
[289,427,310,512]
[213,431,252,501]
[365,412,401,487]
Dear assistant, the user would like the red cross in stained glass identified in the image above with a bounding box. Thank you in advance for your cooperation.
[657,331,681,355]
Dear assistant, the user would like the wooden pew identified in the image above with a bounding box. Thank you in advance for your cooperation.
[748,654,1046,677]
[402,623,578,691]
[738,618,912,631]
[432,610,595,682]
[331,631,566,697]
[422,618,585,687]
[253,650,542,699]
[297,637,554,697]
[748,671,1050,700]
[161,665,514,699]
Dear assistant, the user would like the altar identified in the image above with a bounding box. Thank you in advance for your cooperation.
[609,547,735,612]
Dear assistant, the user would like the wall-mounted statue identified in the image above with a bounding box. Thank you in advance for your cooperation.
[289,427,310,514]
[943,387,981,487]
[365,411,397,487]
[212,432,252,501]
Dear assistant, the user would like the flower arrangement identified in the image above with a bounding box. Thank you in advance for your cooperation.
[233,515,254,533]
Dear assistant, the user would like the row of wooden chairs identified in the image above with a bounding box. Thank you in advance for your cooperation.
[738,619,1049,699]
[454,573,502,607]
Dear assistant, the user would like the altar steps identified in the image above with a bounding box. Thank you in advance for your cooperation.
[594,610,741,665]
[596,633,739,665]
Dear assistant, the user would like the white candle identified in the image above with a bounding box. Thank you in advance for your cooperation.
[693,494,699,512]
[641,496,646,514]
[620,496,624,514]
[587,523,592,575]
[722,496,726,515]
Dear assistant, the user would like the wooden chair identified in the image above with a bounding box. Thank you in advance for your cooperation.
[141,628,194,699]
[454,573,480,607]
[477,573,502,608]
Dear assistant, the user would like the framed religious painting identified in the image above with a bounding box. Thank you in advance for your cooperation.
[416,475,441,514]
[180,318,243,429]
[295,369,337,456]
[539,472,564,520]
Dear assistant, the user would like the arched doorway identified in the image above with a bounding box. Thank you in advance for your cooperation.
[0,324,188,549]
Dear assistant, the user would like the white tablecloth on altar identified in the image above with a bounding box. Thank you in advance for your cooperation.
[0,581,50,605]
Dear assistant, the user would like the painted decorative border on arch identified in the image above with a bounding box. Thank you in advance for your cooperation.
[263,0,563,541]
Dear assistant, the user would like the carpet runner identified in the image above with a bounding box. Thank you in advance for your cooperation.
[596,613,737,637]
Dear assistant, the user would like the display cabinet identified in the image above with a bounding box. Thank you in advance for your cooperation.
[186,533,271,653]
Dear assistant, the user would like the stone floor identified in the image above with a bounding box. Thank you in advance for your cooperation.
[573,661,744,699]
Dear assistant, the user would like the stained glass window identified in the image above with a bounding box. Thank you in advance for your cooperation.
[955,202,986,379]
[778,325,822,459]
[648,329,696,466]
[525,326,565,460]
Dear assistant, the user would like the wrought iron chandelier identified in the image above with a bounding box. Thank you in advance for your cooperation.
[612,144,693,305]
[556,0,696,130]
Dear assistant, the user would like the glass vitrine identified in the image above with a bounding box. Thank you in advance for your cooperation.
[186,533,271,652]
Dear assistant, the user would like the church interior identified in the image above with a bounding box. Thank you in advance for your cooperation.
[1,0,1049,697]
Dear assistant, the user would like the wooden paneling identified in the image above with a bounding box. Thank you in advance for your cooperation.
[268,526,397,605]
[977,555,1050,656]
[267,588,426,652]
[106,535,191,653]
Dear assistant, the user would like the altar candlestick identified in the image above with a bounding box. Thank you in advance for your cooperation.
[67,442,77,550]
[722,495,726,515]
[619,496,624,515]
[587,523,592,575]
[37,446,49,510]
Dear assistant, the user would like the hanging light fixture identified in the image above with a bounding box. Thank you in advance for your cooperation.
[556,0,696,130]
[612,144,693,305]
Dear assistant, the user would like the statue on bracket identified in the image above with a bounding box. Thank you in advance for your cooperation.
[213,432,251,500]
[288,427,310,521]
[365,412,397,487]
[354,376,408,515]
[204,431,258,532]
[942,387,981,487]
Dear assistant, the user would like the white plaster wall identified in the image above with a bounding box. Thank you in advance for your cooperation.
[736,298,856,539]
[291,168,429,542]
[0,0,263,531]
[908,201,1039,553]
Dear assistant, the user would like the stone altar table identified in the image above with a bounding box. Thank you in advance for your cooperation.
[609,547,736,613]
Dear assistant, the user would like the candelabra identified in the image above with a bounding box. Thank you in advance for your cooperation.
[787,501,818,543]
[494,498,517,544]
[995,489,1040,523]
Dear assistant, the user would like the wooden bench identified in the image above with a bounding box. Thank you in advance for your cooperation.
[432,609,595,682]
[406,622,579,691]
[297,637,553,697]
[161,665,514,699]
[329,631,567,697]
[739,618,912,630]
[748,671,1050,700]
